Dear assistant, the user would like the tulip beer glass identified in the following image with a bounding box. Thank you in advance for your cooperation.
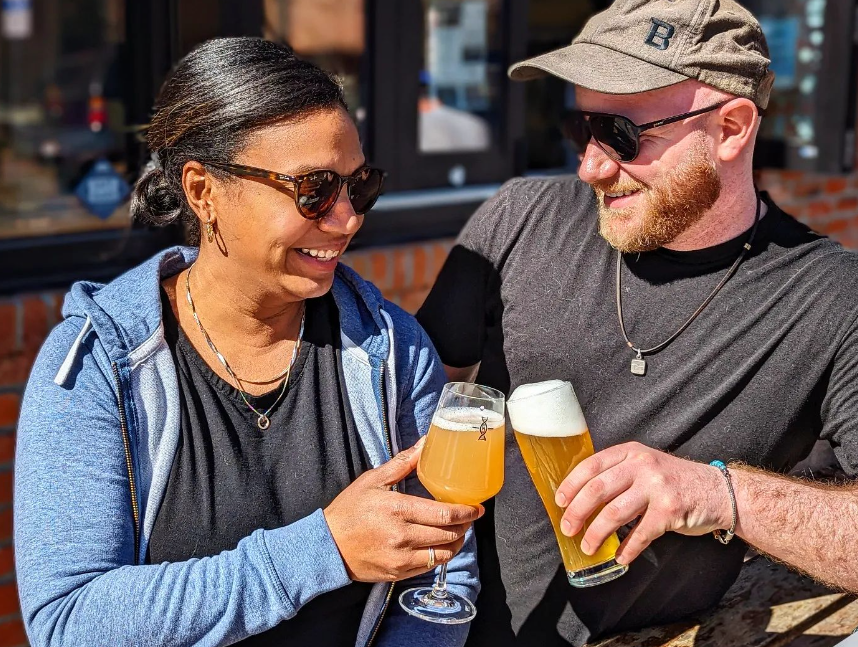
[399,382,505,623]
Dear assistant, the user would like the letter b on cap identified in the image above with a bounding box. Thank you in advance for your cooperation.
[645,18,675,50]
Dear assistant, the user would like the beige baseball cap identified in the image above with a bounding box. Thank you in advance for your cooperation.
[509,0,775,109]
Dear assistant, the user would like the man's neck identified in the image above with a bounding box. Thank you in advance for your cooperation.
[664,181,764,252]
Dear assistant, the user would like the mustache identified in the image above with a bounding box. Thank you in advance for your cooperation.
[591,180,648,195]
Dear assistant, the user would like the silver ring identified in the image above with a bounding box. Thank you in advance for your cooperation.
[427,547,436,570]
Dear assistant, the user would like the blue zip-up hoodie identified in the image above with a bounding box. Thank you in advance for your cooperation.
[14,247,479,647]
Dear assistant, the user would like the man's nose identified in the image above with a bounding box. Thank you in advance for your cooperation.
[577,140,622,185]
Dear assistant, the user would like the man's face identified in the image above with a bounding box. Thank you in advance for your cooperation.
[575,84,722,253]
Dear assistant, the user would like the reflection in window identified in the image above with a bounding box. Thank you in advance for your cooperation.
[176,0,367,137]
[262,0,367,132]
[419,0,501,154]
[0,0,129,239]
[755,0,825,161]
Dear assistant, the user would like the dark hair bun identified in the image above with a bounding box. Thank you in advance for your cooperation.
[130,163,184,227]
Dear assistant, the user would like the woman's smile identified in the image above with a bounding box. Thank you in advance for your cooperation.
[292,238,349,272]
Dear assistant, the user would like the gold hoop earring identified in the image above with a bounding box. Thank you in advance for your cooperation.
[205,217,215,243]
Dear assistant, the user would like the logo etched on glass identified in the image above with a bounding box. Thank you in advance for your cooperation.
[478,416,489,441]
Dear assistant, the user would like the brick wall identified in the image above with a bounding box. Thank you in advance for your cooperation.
[757,169,858,249]
[342,239,455,313]
[0,170,856,644]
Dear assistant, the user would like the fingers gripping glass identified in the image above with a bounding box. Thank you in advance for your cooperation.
[563,100,731,162]
[400,382,506,624]
[203,161,385,220]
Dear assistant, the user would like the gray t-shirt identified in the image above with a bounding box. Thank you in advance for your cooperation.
[416,176,858,646]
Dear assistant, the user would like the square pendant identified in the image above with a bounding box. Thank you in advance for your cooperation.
[631,358,647,376]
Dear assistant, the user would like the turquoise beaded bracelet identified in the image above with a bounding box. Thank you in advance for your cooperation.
[710,460,737,544]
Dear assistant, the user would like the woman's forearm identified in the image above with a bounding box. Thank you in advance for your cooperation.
[19,513,349,647]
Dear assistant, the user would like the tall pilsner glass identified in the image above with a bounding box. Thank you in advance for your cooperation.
[508,380,628,587]
[399,382,505,624]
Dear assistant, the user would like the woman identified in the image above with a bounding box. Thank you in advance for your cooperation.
[14,38,479,646]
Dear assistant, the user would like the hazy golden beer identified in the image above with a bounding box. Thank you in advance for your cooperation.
[508,380,627,587]
[418,407,505,506]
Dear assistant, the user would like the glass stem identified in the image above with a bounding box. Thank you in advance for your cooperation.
[430,563,449,599]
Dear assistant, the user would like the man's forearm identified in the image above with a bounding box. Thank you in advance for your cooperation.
[731,466,858,592]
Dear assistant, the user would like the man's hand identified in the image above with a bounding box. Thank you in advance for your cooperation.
[555,442,731,565]
[325,439,484,582]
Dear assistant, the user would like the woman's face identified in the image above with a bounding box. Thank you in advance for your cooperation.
[209,106,367,302]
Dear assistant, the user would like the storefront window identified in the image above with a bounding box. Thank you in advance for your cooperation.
[418,0,502,154]
[264,0,365,120]
[756,0,825,160]
[523,0,598,172]
[0,0,130,239]
[176,0,367,137]
[747,0,857,172]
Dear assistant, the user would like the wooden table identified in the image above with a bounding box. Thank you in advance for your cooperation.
[591,557,858,647]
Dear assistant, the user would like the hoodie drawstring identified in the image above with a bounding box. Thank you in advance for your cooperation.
[54,316,92,386]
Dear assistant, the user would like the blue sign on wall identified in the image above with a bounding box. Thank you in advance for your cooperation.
[74,159,131,220]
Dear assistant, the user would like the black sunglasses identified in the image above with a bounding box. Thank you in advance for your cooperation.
[563,100,731,163]
[203,161,385,220]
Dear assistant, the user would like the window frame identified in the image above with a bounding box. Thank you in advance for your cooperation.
[350,0,527,248]
[368,0,527,193]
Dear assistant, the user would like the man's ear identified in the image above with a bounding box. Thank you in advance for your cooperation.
[715,98,758,163]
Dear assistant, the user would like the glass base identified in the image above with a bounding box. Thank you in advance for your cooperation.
[567,558,628,588]
[398,586,476,624]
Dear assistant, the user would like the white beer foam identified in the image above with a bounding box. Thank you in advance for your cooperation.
[507,380,587,437]
[433,406,505,432]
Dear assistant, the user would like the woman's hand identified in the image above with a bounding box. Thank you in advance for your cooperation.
[324,440,483,583]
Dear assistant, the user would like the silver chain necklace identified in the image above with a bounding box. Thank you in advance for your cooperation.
[185,265,305,429]
[616,195,762,376]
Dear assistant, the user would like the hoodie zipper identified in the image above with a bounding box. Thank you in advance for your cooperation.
[366,365,396,647]
[112,362,140,564]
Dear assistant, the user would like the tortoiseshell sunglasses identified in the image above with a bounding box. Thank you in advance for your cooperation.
[204,161,385,220]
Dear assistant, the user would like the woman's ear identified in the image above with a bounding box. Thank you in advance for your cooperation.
[182,161,214,226]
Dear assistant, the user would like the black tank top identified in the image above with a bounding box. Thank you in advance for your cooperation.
[148,290,373,645]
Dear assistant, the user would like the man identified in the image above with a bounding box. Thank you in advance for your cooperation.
[416,1,858,645]
[419,70,491,153]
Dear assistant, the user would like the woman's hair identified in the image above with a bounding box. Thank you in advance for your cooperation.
[130,37,347,243]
